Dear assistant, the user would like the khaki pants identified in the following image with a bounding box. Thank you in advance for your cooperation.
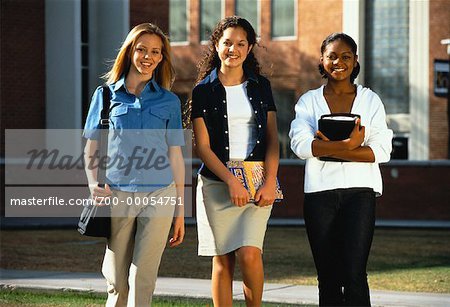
[102,184,176,307]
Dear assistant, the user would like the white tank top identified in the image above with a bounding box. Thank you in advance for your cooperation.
[224,82,257,160]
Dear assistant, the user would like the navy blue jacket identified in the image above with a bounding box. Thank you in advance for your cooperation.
[191,68,277,181]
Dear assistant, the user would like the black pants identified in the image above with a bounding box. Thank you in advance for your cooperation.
[304,188,376,307]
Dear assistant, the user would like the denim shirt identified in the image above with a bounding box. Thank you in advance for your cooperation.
[83,76,184,192]
[191,68,277,181]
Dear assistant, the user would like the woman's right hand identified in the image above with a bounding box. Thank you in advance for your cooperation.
[227,177,250,207]
[89,183,112,206]
[346,118,365,150]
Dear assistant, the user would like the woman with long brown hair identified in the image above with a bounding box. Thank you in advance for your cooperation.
[192,16,279,306]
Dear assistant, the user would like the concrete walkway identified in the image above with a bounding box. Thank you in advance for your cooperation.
[1,269,450,306]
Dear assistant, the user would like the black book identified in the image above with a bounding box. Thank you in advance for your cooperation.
[318,113,360,162]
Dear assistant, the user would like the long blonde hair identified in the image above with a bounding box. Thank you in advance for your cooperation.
[104,23,175,90]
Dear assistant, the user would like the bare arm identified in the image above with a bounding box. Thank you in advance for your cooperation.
[168,146,185,247]
[314,119,375,162]
[324,145,375,162]
[255,111,279,206]
[83,139,99,187]
[83,139,111,202]
[312,119,374,162]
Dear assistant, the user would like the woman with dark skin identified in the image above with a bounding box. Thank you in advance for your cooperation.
[290,33,393,306]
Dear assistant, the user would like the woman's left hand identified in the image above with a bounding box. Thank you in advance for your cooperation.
[254,180,276,207]
[169,216,185,247]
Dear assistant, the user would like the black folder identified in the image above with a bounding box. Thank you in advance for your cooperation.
[318,113,360,162]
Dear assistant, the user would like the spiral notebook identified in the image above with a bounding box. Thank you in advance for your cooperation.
[226,161,283,203]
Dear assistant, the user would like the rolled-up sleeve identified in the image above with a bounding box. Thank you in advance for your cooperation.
[289,94,316,159]
[366,95,393,163]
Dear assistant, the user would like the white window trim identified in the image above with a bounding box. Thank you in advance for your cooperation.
[271,0,297,40]
[408,0,429,160]
[343,0,365,84]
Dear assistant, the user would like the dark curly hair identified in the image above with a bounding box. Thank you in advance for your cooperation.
[196,16,260,84]
[318,32,360,83]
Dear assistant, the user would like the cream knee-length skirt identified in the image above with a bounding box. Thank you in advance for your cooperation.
[196,175,272,256]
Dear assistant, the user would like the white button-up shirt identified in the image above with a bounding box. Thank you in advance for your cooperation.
[289,85,393,196]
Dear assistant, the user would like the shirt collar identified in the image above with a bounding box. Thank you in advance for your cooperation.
[112,75,160,93]
[112,76,126,92]
[147,77,161,92]
[209,67,259,90]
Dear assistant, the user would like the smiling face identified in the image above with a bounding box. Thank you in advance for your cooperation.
[320,39,358,82]
[216,26,252,70]
[130,33,163,79]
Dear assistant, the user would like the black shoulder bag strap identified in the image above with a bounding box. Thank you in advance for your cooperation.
[97,85,111,187]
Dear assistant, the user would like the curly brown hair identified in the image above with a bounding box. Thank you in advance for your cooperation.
[196,16,260,84]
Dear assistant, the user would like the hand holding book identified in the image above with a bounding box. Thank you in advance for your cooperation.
[317,113,363,161]
[226,161,284,204]
[254,178,278,207]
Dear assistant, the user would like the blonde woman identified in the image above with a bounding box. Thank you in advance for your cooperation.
[83,23,185,306]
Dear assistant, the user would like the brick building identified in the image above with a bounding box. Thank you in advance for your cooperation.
[1,0,449,221]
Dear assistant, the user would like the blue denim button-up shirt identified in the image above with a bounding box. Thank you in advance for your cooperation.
[191,68,277,181]
[84,76,184,192]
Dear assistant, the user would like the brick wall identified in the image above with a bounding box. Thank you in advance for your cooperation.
[1,0,46,216]
[171,0,342,98]
[1,0,46,131]
[130,0,169,33]
[270,162,450,220]
[190,161,450,221]
[429,0,450,159]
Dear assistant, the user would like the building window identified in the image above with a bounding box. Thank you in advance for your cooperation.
[273,89,297,159]
[200,0,222,42]
[271,0,296,39]
[236,0,259,35]
[169,0,188,43]
[365,0,409,114]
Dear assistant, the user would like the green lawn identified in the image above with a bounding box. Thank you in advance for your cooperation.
[1,227,449,293]
[0,288,308,307]
[159,227,450,293]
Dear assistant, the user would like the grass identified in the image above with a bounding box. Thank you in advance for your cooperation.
[1,226,449,293]
[0,288,105,307]
[0,288,307,307]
